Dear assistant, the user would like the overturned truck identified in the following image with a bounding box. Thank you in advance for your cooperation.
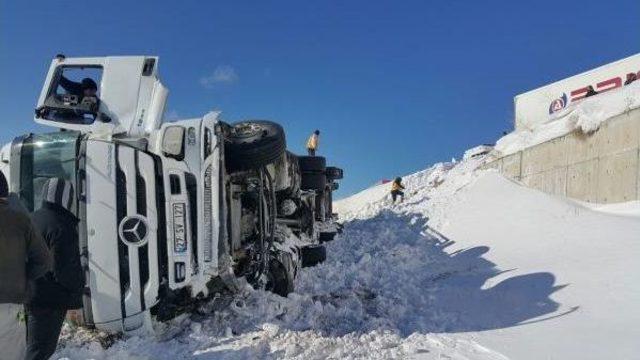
[0,55,343,333]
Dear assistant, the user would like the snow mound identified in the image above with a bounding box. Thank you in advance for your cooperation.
[333,160,461,221]
[463,145,494,160]
[495,81,640,156]
[54,154,640,359]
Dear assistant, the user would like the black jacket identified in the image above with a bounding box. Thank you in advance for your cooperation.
[59,76,83,97]
[0,199,51,304]
[28,202,84,309]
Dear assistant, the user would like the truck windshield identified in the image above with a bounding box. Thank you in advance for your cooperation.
[18,131,79,211]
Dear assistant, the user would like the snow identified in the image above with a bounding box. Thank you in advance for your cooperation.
[577,200,640,218]
[463,145,494,160]
[53,154,640,359]
[495,81,640,156]
[336,157,640,359]
[427,173,640,359]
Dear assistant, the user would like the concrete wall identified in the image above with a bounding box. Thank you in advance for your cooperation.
[483,107,640,203]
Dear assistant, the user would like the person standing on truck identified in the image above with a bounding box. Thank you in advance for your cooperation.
[26,178,84,360]
[390,177,405,204]
[306,130,320,156]
[0,172,52,360]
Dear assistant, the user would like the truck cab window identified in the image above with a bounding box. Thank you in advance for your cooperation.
[40,66,103,125]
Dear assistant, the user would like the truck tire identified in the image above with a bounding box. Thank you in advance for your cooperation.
[326,166,343,180]
[265,259,294,297]
[225,120,286,172]
[298,156,326,172]
[300,172,326,191]
[301,245,326,268]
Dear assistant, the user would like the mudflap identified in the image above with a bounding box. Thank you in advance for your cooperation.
[300,244,327,267]
[319,232,337,243]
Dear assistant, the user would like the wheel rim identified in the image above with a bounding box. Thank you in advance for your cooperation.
[233,123,264,138]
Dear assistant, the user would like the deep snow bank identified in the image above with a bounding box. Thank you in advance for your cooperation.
[54,156,640,359]
[424,172,640,359]
[337,158,640,359]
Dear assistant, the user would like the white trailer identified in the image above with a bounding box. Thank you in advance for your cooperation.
[514,53,640,130]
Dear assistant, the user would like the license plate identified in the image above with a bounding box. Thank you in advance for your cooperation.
[172,203,187,253]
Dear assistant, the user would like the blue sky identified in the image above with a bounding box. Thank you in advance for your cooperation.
[1,1,638,197]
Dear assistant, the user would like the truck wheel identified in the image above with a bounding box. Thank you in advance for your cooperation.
[319,232,337,243]
[301,245,326,268]
[300,172,326,191]
[265,259,294,297]
[225,120,286,172]
[326,166,343,180]
[298,156,326,172]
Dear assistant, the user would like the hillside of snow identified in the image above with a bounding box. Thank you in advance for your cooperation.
[53,156,640,359]
[339,157,640,359]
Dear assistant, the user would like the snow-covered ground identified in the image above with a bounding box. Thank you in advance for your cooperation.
[339,157,640,359]
[494,81,640,156]
[578,200,640,218]
[53,155,640,359]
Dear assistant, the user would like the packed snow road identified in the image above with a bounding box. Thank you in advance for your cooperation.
[54,157,640,359]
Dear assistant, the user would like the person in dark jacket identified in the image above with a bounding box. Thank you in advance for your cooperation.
[390,177,405,204]
[26,178,84,360]
[585,85,598,97]
[55,76,100,124]
[0,172,51,360]
[59,76,98,99]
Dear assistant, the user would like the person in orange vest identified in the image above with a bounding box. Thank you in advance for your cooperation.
[306,130,320,156]
[391,177,405,203]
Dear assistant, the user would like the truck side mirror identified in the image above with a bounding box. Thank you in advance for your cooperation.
[162,126,185,160]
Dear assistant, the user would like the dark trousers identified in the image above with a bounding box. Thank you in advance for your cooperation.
[307,148,316,156]
[25,306,66,360]
[391,190,404,203]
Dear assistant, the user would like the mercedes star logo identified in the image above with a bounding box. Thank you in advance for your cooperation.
[118,215,149,246]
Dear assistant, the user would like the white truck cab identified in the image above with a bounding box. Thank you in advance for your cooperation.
[34,55,167,137]
[3,55,343,333]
